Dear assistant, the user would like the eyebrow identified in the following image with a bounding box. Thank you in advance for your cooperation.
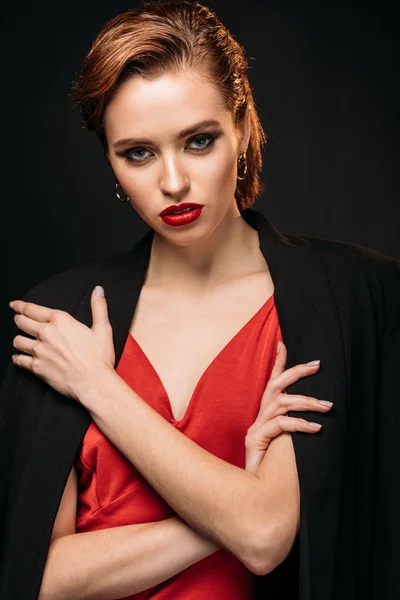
[112,119,222,149]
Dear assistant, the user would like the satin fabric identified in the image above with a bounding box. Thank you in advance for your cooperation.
[75,293,282,598]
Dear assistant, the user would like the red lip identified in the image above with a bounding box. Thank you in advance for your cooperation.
[160,203,204,216]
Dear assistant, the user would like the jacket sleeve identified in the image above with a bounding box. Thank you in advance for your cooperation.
[0,285,44,546]
[0,261,106,599]
[0,282,54,590]
[372,271,400,597]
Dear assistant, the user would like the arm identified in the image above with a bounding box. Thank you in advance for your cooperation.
[79,369,305,576]
[40,370,307,599]
[39,466,219,600]
[9,295,322,577]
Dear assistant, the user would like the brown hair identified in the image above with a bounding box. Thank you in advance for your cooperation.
[73,0,267,211]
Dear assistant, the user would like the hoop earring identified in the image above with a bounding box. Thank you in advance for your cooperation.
[115,182,130,203]
[237,152,247,180]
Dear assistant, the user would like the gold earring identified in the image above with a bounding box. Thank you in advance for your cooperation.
[115,182,130,203]
[237,152,247,180]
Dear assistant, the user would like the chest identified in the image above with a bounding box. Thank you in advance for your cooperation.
[129,273,274,422]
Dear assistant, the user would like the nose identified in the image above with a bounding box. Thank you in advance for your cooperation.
[159,155,190,198]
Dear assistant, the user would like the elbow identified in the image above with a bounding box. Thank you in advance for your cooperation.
[240,519,299,577]
[240,540,275,576]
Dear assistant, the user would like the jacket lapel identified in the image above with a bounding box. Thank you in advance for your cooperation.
[245,208,346,600]
[75,207,347,599]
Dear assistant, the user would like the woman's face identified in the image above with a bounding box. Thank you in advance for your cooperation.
[104,68,250,245]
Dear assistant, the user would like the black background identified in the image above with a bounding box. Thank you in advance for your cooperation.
[1,0,399,380]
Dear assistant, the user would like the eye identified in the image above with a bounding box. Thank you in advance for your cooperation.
[121,132,218,164]
[122,147,152,163]
[187,133,216,151]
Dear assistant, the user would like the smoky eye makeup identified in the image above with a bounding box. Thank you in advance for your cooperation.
[119,130,221,164]
[188,132,216,150]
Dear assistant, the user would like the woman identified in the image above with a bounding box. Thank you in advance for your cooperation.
[1,1,399,599]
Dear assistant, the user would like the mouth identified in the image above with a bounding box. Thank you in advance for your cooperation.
[160,203,204,216]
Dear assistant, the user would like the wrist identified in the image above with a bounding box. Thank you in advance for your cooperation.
[76,367,122,411]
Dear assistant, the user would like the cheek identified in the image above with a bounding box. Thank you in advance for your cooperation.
[200,149,236,188]
[206,152,237,197]
[112,161,152,201]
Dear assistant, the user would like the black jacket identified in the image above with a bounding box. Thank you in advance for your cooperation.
[1,207,399,599]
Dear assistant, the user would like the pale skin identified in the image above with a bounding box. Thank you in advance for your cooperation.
[9,68,333,599]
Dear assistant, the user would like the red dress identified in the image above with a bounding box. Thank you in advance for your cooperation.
[75,293,283,598]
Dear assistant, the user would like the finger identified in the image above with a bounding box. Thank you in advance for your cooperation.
[12,352,35,372]
[9,300,54,323]
[90,286,111,330]
[252,389,332,430]
[12,334,38,356]
[269,339,287,382]
[277,393,333,413]
[14,313,42,338]
[268,360,321,395]
[259,394,334,422]
[269,415,322,434]
[246,415,322,448]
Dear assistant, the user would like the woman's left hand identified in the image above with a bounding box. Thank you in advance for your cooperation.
[9,286,116,401]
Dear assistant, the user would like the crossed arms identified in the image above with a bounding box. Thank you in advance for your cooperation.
[38,372,300,599]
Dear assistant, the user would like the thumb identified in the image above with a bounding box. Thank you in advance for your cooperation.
[90,285,111,331]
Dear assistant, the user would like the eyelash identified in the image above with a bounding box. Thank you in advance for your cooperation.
[121,133,218,164]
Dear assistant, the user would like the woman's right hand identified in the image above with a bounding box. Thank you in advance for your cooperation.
[244,341,333,473]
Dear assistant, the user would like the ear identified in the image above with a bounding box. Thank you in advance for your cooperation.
[238,104,251,154]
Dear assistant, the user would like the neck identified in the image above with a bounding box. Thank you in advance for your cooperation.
[144,204,263,294]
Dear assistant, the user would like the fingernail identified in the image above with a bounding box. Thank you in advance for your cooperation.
[9,301,14,308]
[307,360,320,366]
[95,285,104,297]
[277,341,282,354]
[318,400,333,407]
[310,422,322,429]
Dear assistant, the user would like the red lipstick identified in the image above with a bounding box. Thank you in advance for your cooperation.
[160,203,204,227]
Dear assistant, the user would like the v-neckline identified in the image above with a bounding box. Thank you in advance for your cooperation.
[128,292,275,424]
